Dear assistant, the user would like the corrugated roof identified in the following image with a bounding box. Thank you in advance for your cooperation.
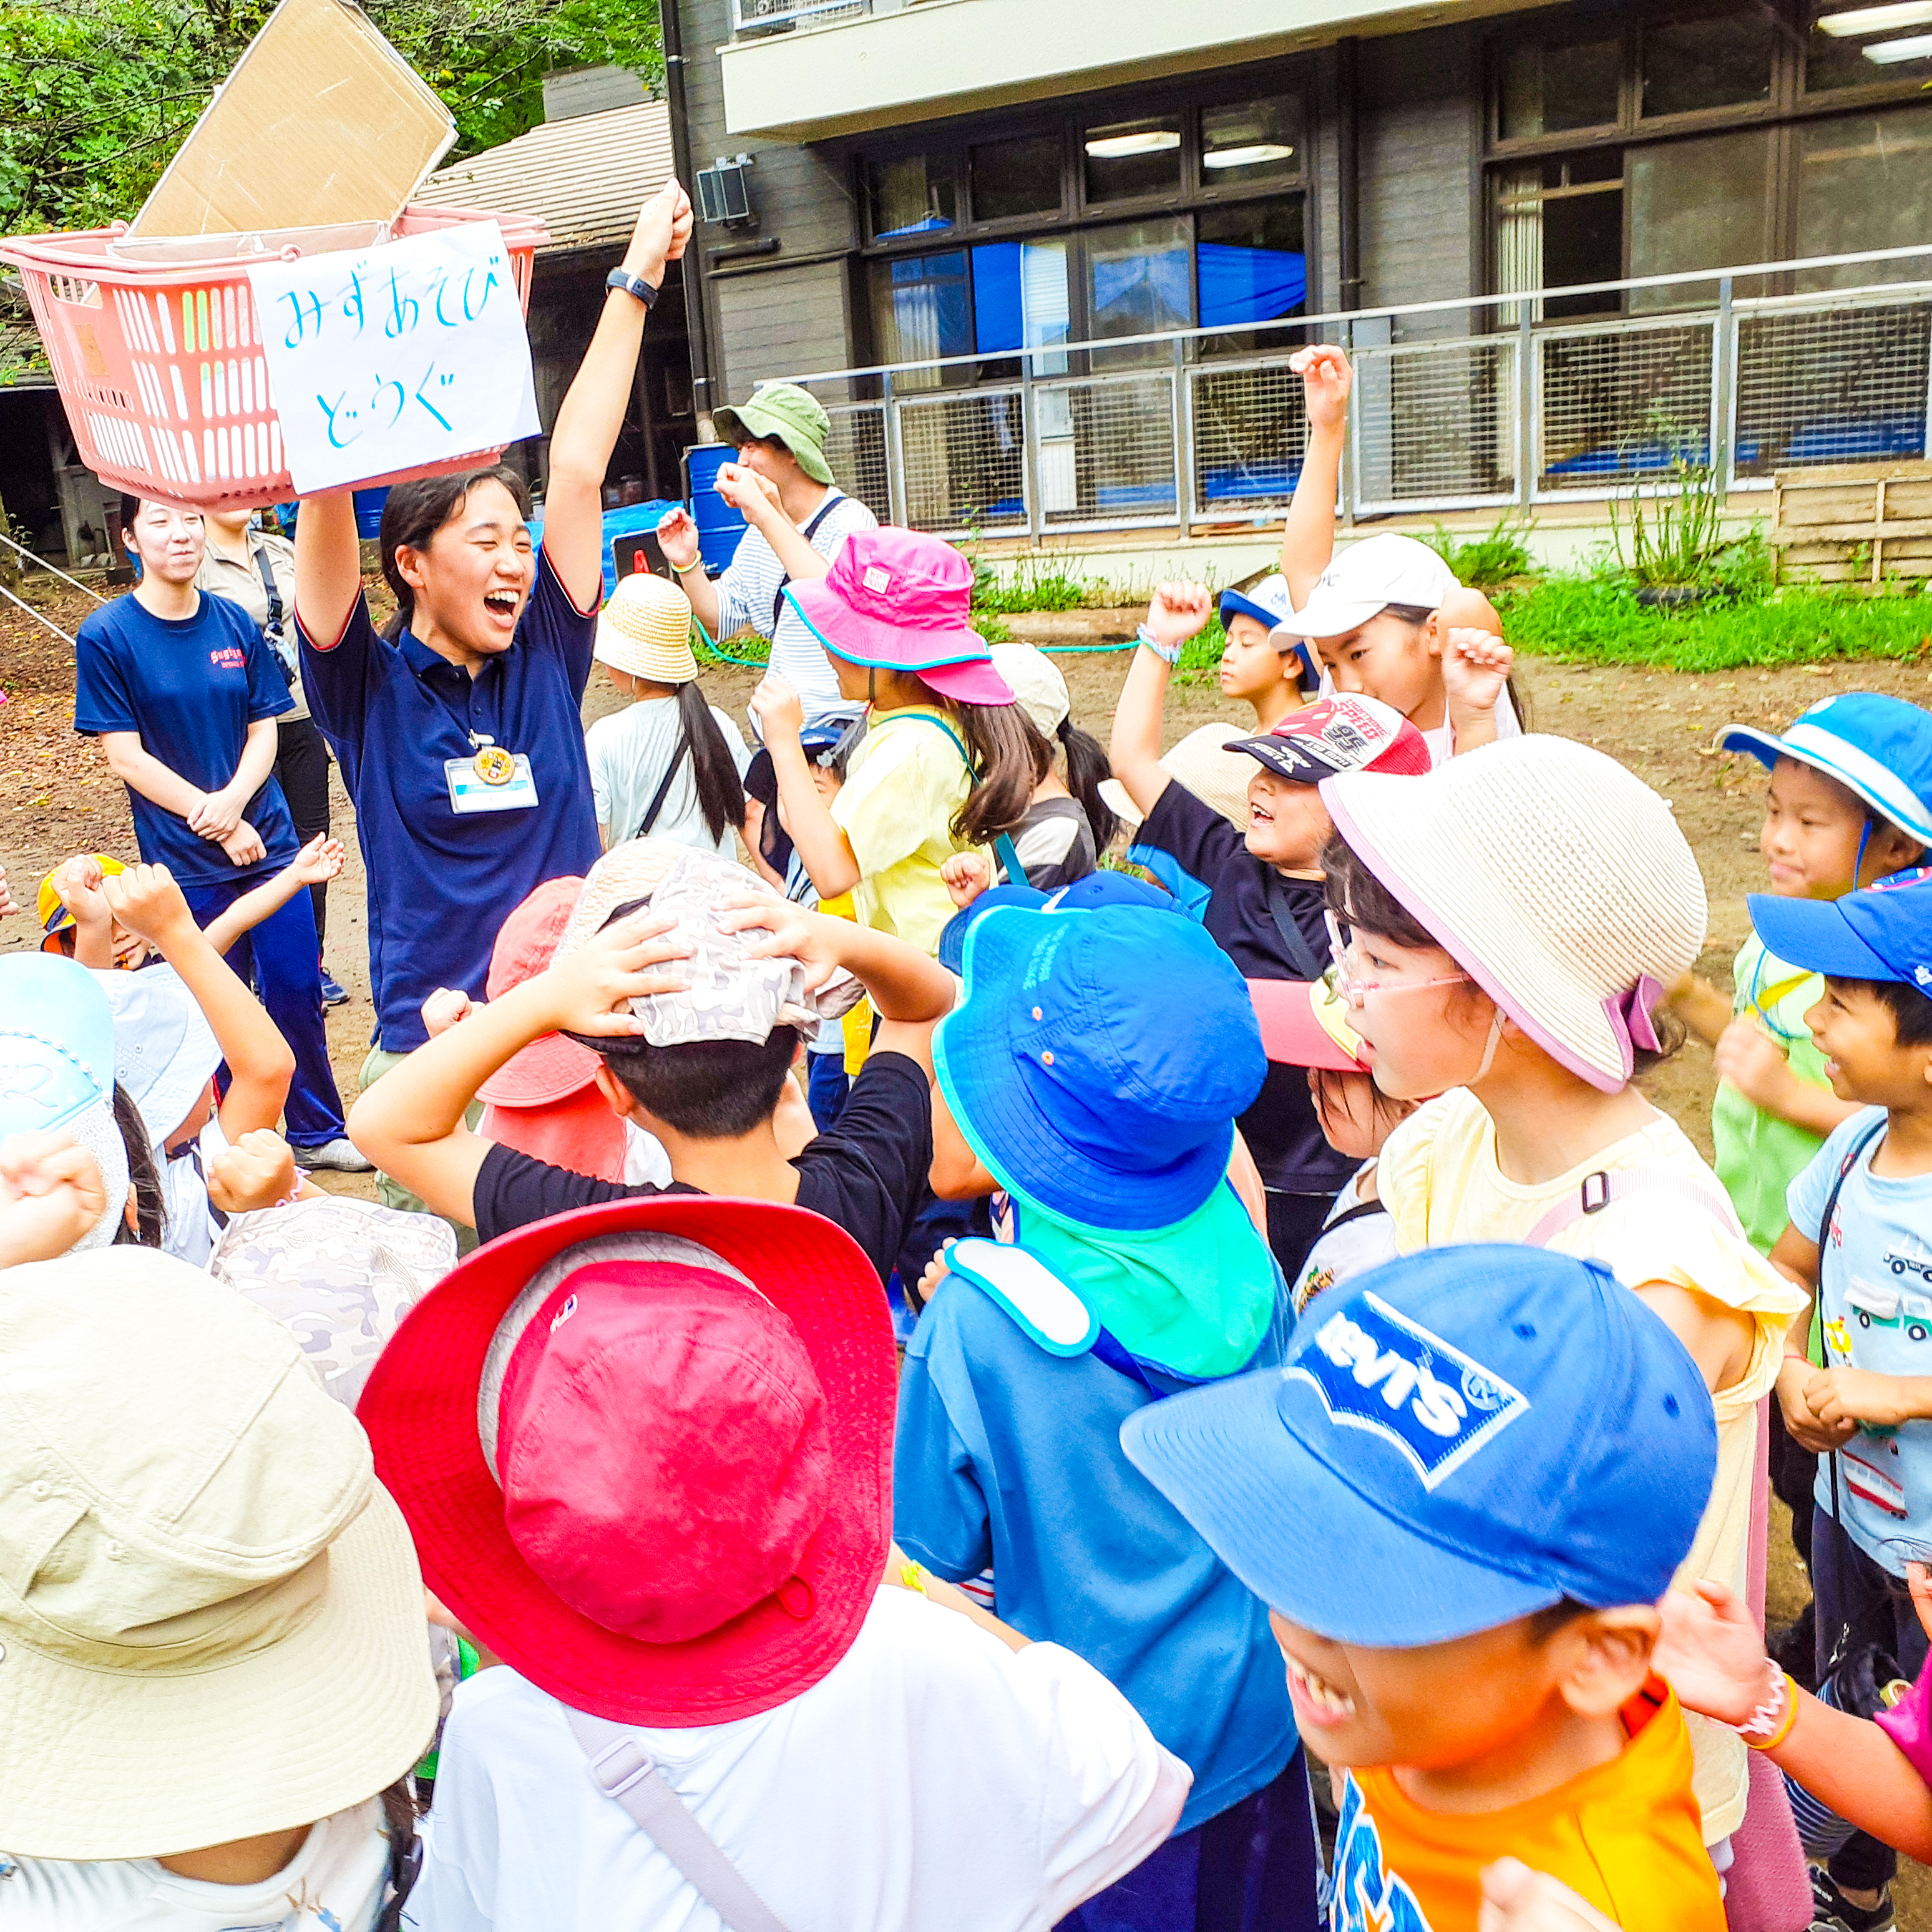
[414,99,674,255]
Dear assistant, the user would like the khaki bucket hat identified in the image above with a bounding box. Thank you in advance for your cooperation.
[0,1247,438,1861]
[1320,735,1707,1093]
[597,571,698,685]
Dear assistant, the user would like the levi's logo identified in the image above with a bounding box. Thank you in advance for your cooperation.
[1288,1292,1527,1489]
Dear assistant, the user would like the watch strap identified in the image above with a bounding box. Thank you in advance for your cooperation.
[607,266,660,308]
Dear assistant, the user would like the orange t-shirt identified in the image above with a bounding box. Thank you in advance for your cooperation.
[1329,1679,1725,1931]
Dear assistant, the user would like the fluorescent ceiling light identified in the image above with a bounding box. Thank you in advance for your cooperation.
[1085,130,1181,159]
[1866,28,1932,57]
[1204,143,1296,168]
[1820,0,1932,32]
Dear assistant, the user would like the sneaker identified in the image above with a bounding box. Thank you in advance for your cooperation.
[320,970,349,1007]
[291,1137,374,1174]
[1811,1866,1895,1932]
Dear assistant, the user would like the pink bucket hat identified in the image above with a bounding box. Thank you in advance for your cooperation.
[785,527,1015,708]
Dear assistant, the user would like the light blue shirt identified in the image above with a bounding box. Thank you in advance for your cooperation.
[1790,1106,1932,1574]
[894,1246,1298,1832]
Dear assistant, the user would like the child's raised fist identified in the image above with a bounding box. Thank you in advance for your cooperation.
[1441,628,1514,717]
[1288,344,1352,435]
[206,1128,301,1217]
[101,861,195,946]
[1146,581,1214,650]
[942,851,993,910]
[420,987,477,1037]
[0,1129,109,1266]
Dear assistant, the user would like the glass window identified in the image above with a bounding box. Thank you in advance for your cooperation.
[1627,128,1772,306]
[1807,2,1932,91]
[868,152,957,242]
[1490,152,1625,319]
[968,240,1071,367]
[1201,96,1304,186]
[970,134,1063,223]
[868,251,970,387]
[1640,12,1775,117]
[1197,201,1306,349]
[1085,217,1192,366]
[1500,34,1621,139]
[1795,105,1932,285]
[1083,117,1183,202]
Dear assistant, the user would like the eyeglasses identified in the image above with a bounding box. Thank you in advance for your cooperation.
[1324,907,1473,1008]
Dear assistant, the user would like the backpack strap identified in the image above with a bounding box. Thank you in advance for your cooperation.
[993,831,1026,887]
[1523,1165,1745,1250]
[942,1237,1096,1355]
[567,1709,793,1932]
[1261,870,1324,980]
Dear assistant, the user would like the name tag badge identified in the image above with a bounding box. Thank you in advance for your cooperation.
[445,752,540,814]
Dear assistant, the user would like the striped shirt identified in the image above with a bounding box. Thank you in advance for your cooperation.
[714,488,877,721]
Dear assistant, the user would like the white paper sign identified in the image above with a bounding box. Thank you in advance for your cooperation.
[247,221,540,494]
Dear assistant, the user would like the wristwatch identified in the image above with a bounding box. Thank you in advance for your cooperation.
[606,266,660,308]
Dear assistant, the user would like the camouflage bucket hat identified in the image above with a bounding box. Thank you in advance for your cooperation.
[210,1197,459,1410]
[559,842,864,1048]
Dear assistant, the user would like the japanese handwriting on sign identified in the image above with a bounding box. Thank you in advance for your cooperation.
[248,220,539,493]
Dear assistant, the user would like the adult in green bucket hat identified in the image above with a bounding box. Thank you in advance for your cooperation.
[658,381,877,720]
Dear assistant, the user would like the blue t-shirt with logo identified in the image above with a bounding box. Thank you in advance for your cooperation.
[1790,1106,1932,1574]
[894,1238,1299,1833]
[74,590,296,885]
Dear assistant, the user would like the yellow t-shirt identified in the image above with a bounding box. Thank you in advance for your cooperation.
[831,705,977,959]
[1378,1089,1806,1844]
[1332,1679,1724,1931]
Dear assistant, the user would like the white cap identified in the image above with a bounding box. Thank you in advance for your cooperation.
[1284,534,1458,643]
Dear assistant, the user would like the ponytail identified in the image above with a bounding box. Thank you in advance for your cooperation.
[676,679,749,846]
[934,687,1038,846]
[1056,716,1120,851]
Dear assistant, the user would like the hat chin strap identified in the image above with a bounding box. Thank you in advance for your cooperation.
[1471,1002,1507,1083]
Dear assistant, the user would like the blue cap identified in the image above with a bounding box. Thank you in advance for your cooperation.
[0,953,117,1139]
[1219,572,1316,681]
[1121,1244,1717,1645]
[935,869,1173,975]
[1749,865,1932,991]
[1719,693,1932,846]
[935,900,1267,1231]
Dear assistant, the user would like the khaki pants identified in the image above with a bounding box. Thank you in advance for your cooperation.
[358,1046,481,1255]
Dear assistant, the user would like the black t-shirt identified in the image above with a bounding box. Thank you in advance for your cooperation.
[471,1049,933,1284]
[1137,783,1353,1195]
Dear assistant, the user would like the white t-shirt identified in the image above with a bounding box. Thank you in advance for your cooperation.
[1312,675,1520,766]
[0,1799,389,1930]
[585,695,751,853]
[403,1586,1188,1932]
[160,1119,229,1269]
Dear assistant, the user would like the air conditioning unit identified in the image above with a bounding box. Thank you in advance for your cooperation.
[696,155,756,227]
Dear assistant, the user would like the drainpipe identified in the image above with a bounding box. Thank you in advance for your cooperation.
[1335,36,1362,315]
[662,0,718,439]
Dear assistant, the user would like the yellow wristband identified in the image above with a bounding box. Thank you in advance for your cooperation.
[899,1560,929,1596]
[1746,1673,1800,1752]
[670,555,702,575]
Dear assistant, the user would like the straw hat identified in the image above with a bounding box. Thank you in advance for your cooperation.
[597,572,698,685]
[1320,735,1707,1092]
[0,1247,437,1860]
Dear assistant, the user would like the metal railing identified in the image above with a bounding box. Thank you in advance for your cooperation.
[751,243,1932,541]
[731,0,869,32]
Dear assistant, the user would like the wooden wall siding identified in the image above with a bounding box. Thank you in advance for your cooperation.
[1357,23,1478,341]
[715,261,855,394]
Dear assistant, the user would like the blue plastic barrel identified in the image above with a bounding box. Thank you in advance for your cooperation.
[353,487,391,540]
[684,444,745,575]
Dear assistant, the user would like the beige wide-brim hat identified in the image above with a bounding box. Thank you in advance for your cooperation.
[1319,734,1707,1093]
[597,572,698,685]
[989,641,1070,738]
[0,1248,439,1860]
[1162,723,1260,832]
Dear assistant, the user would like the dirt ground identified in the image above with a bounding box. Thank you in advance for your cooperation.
[7,575,1932,1913]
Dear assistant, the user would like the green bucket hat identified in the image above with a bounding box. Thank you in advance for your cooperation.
[713,383,833,485]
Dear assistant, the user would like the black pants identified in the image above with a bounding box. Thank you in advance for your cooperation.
[1265,1189,1339,1287]
[274,713,332,945]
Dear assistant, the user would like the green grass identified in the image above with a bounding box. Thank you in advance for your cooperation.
[1422,514,1537,589]
[1499,575,1932,672]
[971,557,1101,615]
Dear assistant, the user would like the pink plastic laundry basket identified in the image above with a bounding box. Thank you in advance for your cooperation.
[0,202,546,508]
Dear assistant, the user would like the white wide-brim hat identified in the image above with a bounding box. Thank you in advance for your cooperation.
[1319,735,1707,1092]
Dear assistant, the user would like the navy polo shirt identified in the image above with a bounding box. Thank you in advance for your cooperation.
[297,549,601,1051]
[74,590,296,886]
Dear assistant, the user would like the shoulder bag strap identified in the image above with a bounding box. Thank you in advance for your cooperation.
[1260,869,1324,980]
[993,831,1025,886]
[1522,1164,1745,1251]
[1817,1116,1888,1536]
[633,726,692,841]
[567,1709,794,1932]
[250,538,299,682]
[770,490,845,631]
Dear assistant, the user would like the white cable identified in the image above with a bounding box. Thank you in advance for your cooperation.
[0,529,105,603]
[0,577,79,646]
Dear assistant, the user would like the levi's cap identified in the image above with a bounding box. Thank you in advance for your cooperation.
[1749,864,1932,990]
[1284,534,1457,643]
[1718,693,1932,846]
[1229,693,1430,787]
[1122,1244,1717,1646]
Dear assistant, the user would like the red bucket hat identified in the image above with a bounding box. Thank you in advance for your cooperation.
[786,527,1015,708]
[475,877,599,1108]
[356,1196,896,1727]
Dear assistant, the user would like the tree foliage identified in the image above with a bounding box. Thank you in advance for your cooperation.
[0,0,663,237]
